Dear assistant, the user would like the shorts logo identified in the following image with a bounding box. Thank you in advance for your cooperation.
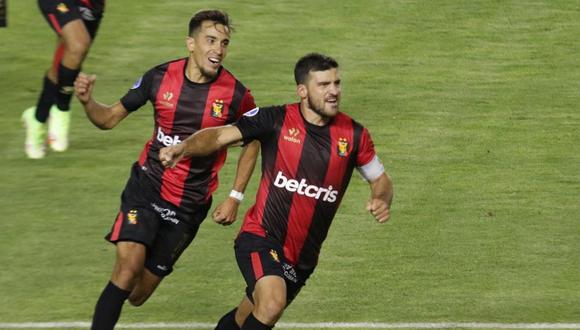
[211,99,224,118]
[273,171,339,203]
[156,265,168,271]
[337,137,349,157]
[151,203,180,224]
[269,249,280,263]
[127,210,138,224]
[79,7,95,21]
[56,3,69,13]
[283,128,301,144]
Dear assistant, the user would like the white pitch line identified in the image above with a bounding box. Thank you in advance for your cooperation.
[0,322,580,329]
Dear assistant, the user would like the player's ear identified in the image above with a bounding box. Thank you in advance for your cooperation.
[186,36,195,52]
[297,84,307,98]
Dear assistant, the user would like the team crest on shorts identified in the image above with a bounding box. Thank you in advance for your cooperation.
[56,3,69,13]
[127,210,138,225]
[337,137,349,157]
[211,99,224,118]
[269,249,280,263]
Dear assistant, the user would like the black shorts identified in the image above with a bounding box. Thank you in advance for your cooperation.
[235,232,314,305]
[106,163,211,277]
[38,0,104,39]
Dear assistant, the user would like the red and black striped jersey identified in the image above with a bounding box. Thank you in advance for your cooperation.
[235,103,379,269]
[121,58,256,214]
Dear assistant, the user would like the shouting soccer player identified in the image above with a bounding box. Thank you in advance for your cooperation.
[22,0,105,159]
[160,53,394,330]
[74,10,259,330]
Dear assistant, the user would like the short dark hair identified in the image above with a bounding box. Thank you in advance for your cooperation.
[294,53,339,85]
[188,9,232,36]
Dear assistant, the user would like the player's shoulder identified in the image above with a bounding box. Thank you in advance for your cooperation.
[219,66,251,88]
[149,58,187,74]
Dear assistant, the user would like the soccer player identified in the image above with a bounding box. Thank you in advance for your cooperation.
[160,53,394,330]
[74,10,259,330]
[22,0,105,159]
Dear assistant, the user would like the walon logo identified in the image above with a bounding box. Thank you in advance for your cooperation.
[283,128,301,144]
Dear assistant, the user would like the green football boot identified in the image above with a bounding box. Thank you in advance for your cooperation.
[48,105,71,152]
[21,107,47,159]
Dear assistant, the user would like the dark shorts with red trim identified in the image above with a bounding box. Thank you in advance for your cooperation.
[38,0,104,39]
[105,163,212,277]
[235,232,314,305]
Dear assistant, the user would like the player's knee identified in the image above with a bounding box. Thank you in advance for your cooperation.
[64,38,91,61]
[255,297,285,323]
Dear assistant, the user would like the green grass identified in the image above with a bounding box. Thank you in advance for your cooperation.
[0,0,579,329]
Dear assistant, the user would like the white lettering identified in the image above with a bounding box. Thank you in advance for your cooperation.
[157,127,182,147]
[273,171,339,203]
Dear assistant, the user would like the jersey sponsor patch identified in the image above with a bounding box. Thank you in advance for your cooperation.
[244,107,260,117]
[131,76,143,89]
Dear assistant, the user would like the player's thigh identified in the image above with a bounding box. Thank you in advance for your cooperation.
[38,0,82,35]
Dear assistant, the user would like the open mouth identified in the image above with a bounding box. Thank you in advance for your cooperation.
[208,57,221,66]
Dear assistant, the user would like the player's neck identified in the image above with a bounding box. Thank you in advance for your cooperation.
[185,61,211,84]
[299,103,330,126]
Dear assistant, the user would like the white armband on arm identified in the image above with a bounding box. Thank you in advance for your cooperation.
[356,155,385,182]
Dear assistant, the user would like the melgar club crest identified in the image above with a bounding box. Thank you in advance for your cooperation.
[211,99,224,118]
[337,137,349,157]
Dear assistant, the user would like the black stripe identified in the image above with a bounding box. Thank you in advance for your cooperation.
[228,80,246,122]
[259,106,289,242]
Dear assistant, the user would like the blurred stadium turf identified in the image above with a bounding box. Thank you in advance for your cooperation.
[0,1,578,329]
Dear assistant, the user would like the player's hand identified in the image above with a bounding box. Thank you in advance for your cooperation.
[212,197,240,226]
[159,144,185,168]
[366,198,391,223]
[74,72,96,105]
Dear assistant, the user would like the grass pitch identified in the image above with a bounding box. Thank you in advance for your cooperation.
[0,1,579,329]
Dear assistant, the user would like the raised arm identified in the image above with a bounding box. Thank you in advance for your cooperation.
[366,172,394,223]
[212,140,260,225]
[74,73,129,130]
[159,125,244,168]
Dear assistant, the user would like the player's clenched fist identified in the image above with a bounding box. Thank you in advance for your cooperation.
[366,199,391,223]
[160,144,185,168]
[74,73,97,104]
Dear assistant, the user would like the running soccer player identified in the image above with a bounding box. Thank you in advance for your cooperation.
[160,53,394,330]
[22,0,105,159]
[74,10,259,330]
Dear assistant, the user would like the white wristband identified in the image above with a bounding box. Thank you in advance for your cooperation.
[229,190,244,202]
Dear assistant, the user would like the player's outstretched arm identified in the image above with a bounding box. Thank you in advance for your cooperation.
[366,173,394,223]
[74,73,130,130]
[160,125,244,168]
[213,140,260,226]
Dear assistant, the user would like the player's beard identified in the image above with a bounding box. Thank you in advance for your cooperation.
[307,95,338,120]
[200,66,219,80]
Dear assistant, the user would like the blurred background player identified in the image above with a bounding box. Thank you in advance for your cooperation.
[22,0,105,159]
[74,10,259,330]
[160,53,394,330]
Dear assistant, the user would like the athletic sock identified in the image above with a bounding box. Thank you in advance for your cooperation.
[55,63,80,111]
[240,313,272,330]
[215,308,240,330]
[34,75,58,123]
[91,281,131,330]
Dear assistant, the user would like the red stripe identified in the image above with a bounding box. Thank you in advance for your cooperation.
[200,69,237,200]
[158,60,187,206]
[51,43,65,73]
[110,212,124,241]
[47,14,62,34]
[250,252,264,280]
[138,139,153,166]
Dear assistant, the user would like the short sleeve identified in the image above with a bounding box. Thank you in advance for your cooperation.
[234,106,277,144]
[357,128,377,166]
[120,69,154,112]
[238,89,257,116]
